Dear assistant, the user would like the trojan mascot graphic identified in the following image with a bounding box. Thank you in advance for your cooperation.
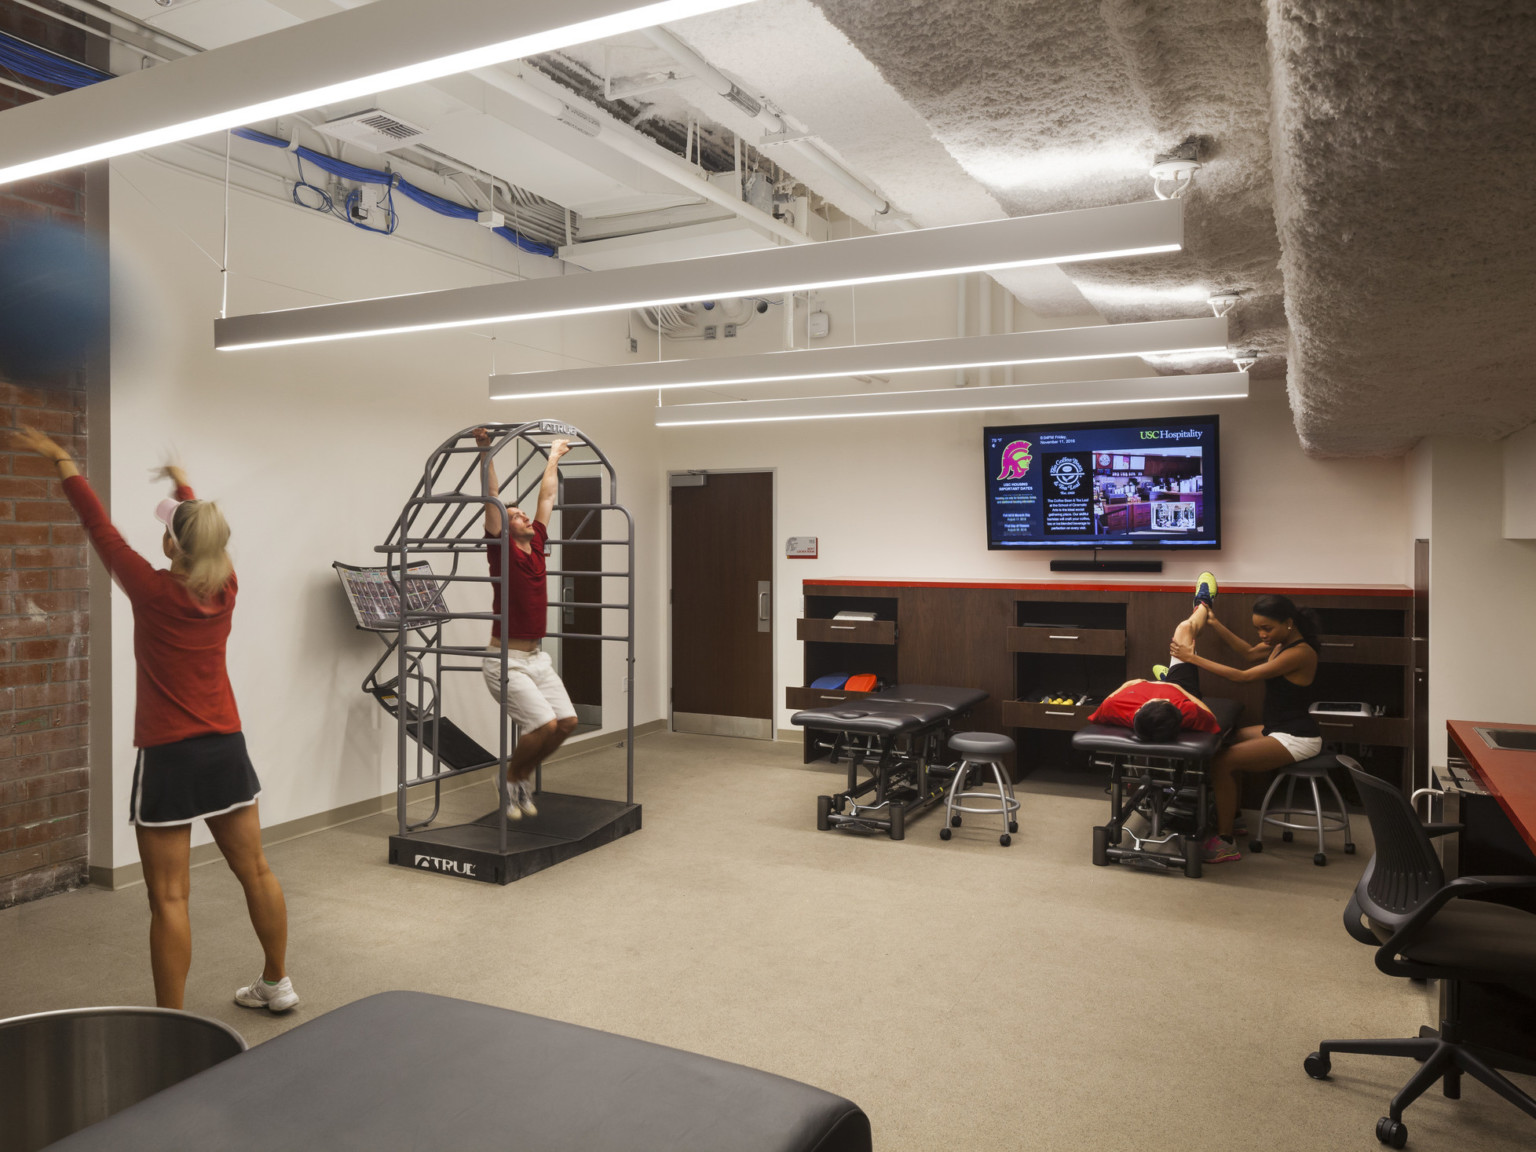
[996,440,1033,481]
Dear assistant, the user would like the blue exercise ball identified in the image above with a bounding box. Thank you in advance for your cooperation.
[0,222,109,383]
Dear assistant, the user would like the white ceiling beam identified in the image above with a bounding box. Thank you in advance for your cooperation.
[0,0,757,186]
[490,316,1229,399]
[215,198,1184,350]
[651,371,1249,426]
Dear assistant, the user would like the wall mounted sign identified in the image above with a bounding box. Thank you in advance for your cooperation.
[786,536,818,559]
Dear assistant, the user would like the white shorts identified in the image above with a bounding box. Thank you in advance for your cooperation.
[1268,731,1324,762]
[482,647,576,733]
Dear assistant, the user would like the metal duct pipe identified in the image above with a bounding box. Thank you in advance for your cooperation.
[44,0,202,57]
[470,65,810,248]
[639,26,904,229]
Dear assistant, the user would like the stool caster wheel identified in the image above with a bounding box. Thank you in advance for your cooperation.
[1304,1052,1331,1080]
[940,827,952,841]
[816,795,831,832]
[1249,840,1264,853]
[1282,830,1294,843]
[950,815,962,828]
[1376,1116,1407,1148]
[1008,820,1019,833]
[1314,853,1328,867]
[999,833,1011,847]
[1345,842,1357,854]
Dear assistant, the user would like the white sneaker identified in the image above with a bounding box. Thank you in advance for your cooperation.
[235,975,299,1012]
[500,775,522,820]
[514,780,538,818]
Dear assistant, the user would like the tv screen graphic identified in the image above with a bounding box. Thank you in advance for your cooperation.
[985,415,1221,550]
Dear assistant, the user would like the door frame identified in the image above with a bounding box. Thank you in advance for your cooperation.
[666,467,778,738]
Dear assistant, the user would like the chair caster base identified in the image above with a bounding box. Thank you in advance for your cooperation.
[939,827,952,841]
[999,833,1011,847]
[1303,1052,1330,1080]
[1314,853,1328,866]
[1376,1116,1407,1148]
[1249,840,1263,853]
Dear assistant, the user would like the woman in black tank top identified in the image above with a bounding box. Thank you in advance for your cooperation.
[1169,592,1321,864]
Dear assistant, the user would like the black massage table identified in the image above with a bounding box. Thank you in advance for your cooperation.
[48,991,871,1152]
[1073,696,1243,879]
[792,684,988,840]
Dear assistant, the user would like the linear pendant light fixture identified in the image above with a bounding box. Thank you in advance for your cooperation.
[489,316,1228,400]
[213,199,1184,351]
[651,371,1250,426]
[0,0,756,187]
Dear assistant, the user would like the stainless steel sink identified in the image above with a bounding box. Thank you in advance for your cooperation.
[1475,727,1536,752]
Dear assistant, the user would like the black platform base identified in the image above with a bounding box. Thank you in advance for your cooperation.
[1049,558,1164,573]
[388,792,641,884]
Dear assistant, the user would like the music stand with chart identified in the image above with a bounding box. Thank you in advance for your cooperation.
[334,421,639,885]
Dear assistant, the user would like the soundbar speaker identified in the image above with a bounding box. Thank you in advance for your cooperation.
[1049,559,1164,573]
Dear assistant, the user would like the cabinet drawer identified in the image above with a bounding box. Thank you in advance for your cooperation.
[1311,715,1411,746]
[786,686,874,710]
[1315,636,1411,664]
[1002,699,1096,731]
[797,618,896,645]
[1007,625,1124,656]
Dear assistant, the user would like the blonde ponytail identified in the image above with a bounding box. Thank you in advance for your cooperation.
[171,500,234,600]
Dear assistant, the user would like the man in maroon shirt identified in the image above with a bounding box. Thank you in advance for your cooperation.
[474,429,577,820]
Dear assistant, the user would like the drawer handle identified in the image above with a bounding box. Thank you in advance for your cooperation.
[1049,634,1079,640]
[819,695,844,700]
[1322,642,1355,648]
[1045,710,1076,716]
[1318,721,1355,728]
[830,625,856,630]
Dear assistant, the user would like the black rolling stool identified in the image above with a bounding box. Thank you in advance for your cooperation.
[1249,752,1356,866]
[941,732,1019,847]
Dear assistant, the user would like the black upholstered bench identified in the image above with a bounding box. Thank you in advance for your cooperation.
[1075,697,1242,879]
[48,991,871,1152]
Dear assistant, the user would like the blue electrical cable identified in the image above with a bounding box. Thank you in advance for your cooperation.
[0,31,111,89]
[0,50,557,257]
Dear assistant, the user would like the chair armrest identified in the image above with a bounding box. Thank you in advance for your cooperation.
[1375,875,1536,974]
[1421,822,1464,838]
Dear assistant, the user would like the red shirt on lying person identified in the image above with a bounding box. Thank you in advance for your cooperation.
[1088,680,1220,733]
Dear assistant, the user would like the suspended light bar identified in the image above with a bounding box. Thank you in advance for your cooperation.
[0,0,755,187]
[652,372,1249,427]
[490,316,1227,400]
[214,199,1184,350]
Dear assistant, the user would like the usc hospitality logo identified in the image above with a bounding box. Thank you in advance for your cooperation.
[996,440,1033,480]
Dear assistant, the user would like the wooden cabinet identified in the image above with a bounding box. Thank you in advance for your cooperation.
[1006,626,1125,656]
[795,579,1420,792]
[785,686,875,710]
[796,618,896,645]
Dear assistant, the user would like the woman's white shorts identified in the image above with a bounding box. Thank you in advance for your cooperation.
[1268,731,1324,762]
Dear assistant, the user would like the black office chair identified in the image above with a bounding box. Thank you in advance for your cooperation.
[1304,766,1536,1147]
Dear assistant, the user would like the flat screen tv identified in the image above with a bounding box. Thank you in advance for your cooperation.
[985,415,1221,550]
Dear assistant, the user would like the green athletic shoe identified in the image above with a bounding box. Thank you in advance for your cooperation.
[1152,664,1170,682]
[1195,571,1218,608]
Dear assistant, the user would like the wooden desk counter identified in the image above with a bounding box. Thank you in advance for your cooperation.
[1448,719,1536,856]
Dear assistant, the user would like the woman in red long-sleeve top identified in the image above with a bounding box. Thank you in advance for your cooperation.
[17,426,298,1014]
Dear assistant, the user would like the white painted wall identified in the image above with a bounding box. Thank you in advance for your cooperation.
[102,151,664,869]
[1503,423,1536,539]
[1419,437,1536,765]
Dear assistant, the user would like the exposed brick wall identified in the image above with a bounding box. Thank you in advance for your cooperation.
[0,5,96,907]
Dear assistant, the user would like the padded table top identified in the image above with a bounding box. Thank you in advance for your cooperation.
[50,992,870,1152]
[790,683,987,735]
[1070,696,1243,760]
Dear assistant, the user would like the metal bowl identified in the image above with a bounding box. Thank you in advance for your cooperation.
[0,1005,246,1152]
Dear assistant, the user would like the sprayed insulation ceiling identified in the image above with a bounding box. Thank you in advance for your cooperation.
[801,0,1536,456]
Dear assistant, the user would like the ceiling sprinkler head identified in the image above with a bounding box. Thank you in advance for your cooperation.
[1207,293,1240,318]
[1150,159,1201,200]
[1232,350,1259,373]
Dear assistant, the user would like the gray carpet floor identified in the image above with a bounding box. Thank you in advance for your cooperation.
[3,731,1532,1150]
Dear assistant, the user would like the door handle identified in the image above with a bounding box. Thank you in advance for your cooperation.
[757,581,771,633]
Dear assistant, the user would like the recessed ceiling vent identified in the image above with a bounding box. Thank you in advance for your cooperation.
[317,109,429,152]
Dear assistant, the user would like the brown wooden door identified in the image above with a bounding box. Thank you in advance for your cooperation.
[1413,538,1430,792]
[560,475,602,727]
[670,471,774,739]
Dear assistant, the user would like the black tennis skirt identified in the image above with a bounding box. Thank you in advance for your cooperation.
[130,731,262,826]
